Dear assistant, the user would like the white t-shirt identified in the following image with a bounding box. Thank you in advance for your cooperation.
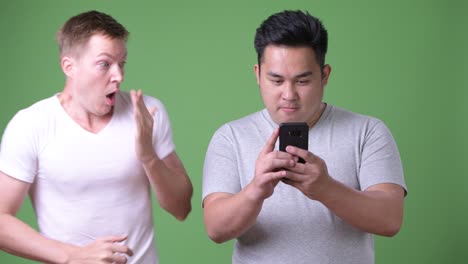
[0,91,175,263]
[203,105,407,264]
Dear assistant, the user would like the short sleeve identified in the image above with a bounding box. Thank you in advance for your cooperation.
[145,96,175,160]
[0,110,40,183]
[359,121,407,193]
[202,124,242,202]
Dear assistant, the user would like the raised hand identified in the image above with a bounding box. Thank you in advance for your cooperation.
[130,89,158,163]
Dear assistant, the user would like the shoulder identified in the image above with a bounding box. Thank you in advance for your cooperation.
[209,110,273,150]
[214,110,266,136]
[1,96,58,156]
[220,110,267,131]
[8,96,59,128]
[325,105,395,143]
[327,105,386,130]
[328,105,381,124]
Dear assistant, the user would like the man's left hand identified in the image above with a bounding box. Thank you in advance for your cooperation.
[281,145,332,200]
[130,89,157,163]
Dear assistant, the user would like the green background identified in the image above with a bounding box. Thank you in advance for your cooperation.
[1,0,466,263]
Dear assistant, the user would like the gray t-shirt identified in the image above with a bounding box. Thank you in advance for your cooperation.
[202,105,406,264]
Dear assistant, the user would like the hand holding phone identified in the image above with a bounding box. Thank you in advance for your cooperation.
[279,122,309,163]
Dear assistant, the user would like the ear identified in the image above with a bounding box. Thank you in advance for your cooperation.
[254,64,260,86]
[321,64,332,86]
[61,56,75,78]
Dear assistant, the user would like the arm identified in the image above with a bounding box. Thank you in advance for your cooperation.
[282,146,405,236]
[203,185,272,244]
[320,181,404,236]
[141,152,193,221]
[0,171,132,264]
[131,89,193,221]
[203,129,295,243]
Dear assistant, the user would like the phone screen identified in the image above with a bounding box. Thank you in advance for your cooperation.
[279,122,309,163]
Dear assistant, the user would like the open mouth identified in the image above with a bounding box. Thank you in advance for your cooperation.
[105,92,117,106]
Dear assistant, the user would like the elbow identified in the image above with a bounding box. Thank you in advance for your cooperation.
[175,186,193,221]
[204,217,231,244]
[162,195,193,222]
[210,236,228,244]
[206,227,230,244]
[382,224,401,237]
[162,188,193,221]
[204,218,233,244]
[382,211,404,237]
[377,220,402,237]
[174,204,192,222]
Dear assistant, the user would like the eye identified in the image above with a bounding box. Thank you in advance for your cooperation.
[296,79,310,85]
[270,79,283,85]
[98,61,110,68]
[119,61,126,69]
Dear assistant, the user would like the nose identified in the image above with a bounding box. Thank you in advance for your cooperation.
[111,64,124,83]
[281,82,297,101]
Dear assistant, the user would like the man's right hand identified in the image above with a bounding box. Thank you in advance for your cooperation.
[65,235,133,264]
[249,128,296,201]
[202,128,297,243]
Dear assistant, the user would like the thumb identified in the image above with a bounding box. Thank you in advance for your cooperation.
[102,234,128,243]
[148,106,158,116]
[130,90,138,109]
[261,128,279,154]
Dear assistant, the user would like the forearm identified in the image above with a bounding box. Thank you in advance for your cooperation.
[317,179,404,236]
[0,214,72,263]
[142,157,193,221]
[203,184,265,243]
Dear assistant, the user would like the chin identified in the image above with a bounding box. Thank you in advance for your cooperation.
[98,106,114,116]
[273,117,297,125]
[279,115,305,124]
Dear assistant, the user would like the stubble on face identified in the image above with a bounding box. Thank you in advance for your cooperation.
[60,34,127,131]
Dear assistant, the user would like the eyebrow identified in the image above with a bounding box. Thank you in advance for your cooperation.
[266,71,313,78]
[266,71,282,78]
[295,71,313,78]
[96,52,127,60]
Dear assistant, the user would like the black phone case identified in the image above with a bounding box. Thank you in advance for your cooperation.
[279,122,308,163]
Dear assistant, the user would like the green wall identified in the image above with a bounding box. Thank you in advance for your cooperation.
[1,0,466,263]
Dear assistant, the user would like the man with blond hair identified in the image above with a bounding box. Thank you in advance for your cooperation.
[0,10,192,263]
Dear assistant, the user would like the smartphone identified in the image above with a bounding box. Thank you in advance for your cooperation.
[279,122,309,163]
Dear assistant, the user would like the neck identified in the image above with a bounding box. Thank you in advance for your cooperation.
[306,102,326,128]
[58,91,113,134]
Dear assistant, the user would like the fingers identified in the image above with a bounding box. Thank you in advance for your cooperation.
[281,167,305,182]
[102,235,133,263]
[266,170,287,181]
[261,128,279,154]
[130,89,144,112]
[285,145,317,163]
[111,243,134,256]
[98,235,133,256]
[270,157,296,170]
[101,234,128,243]
[136,90,147,113]
[112,254,128,264]
[256,130,296,175]
[131,89,158,117]
[148,106,157,116]
[130,90,138,111]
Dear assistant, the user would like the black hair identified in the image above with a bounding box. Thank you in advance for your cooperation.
[254,10,328,69]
